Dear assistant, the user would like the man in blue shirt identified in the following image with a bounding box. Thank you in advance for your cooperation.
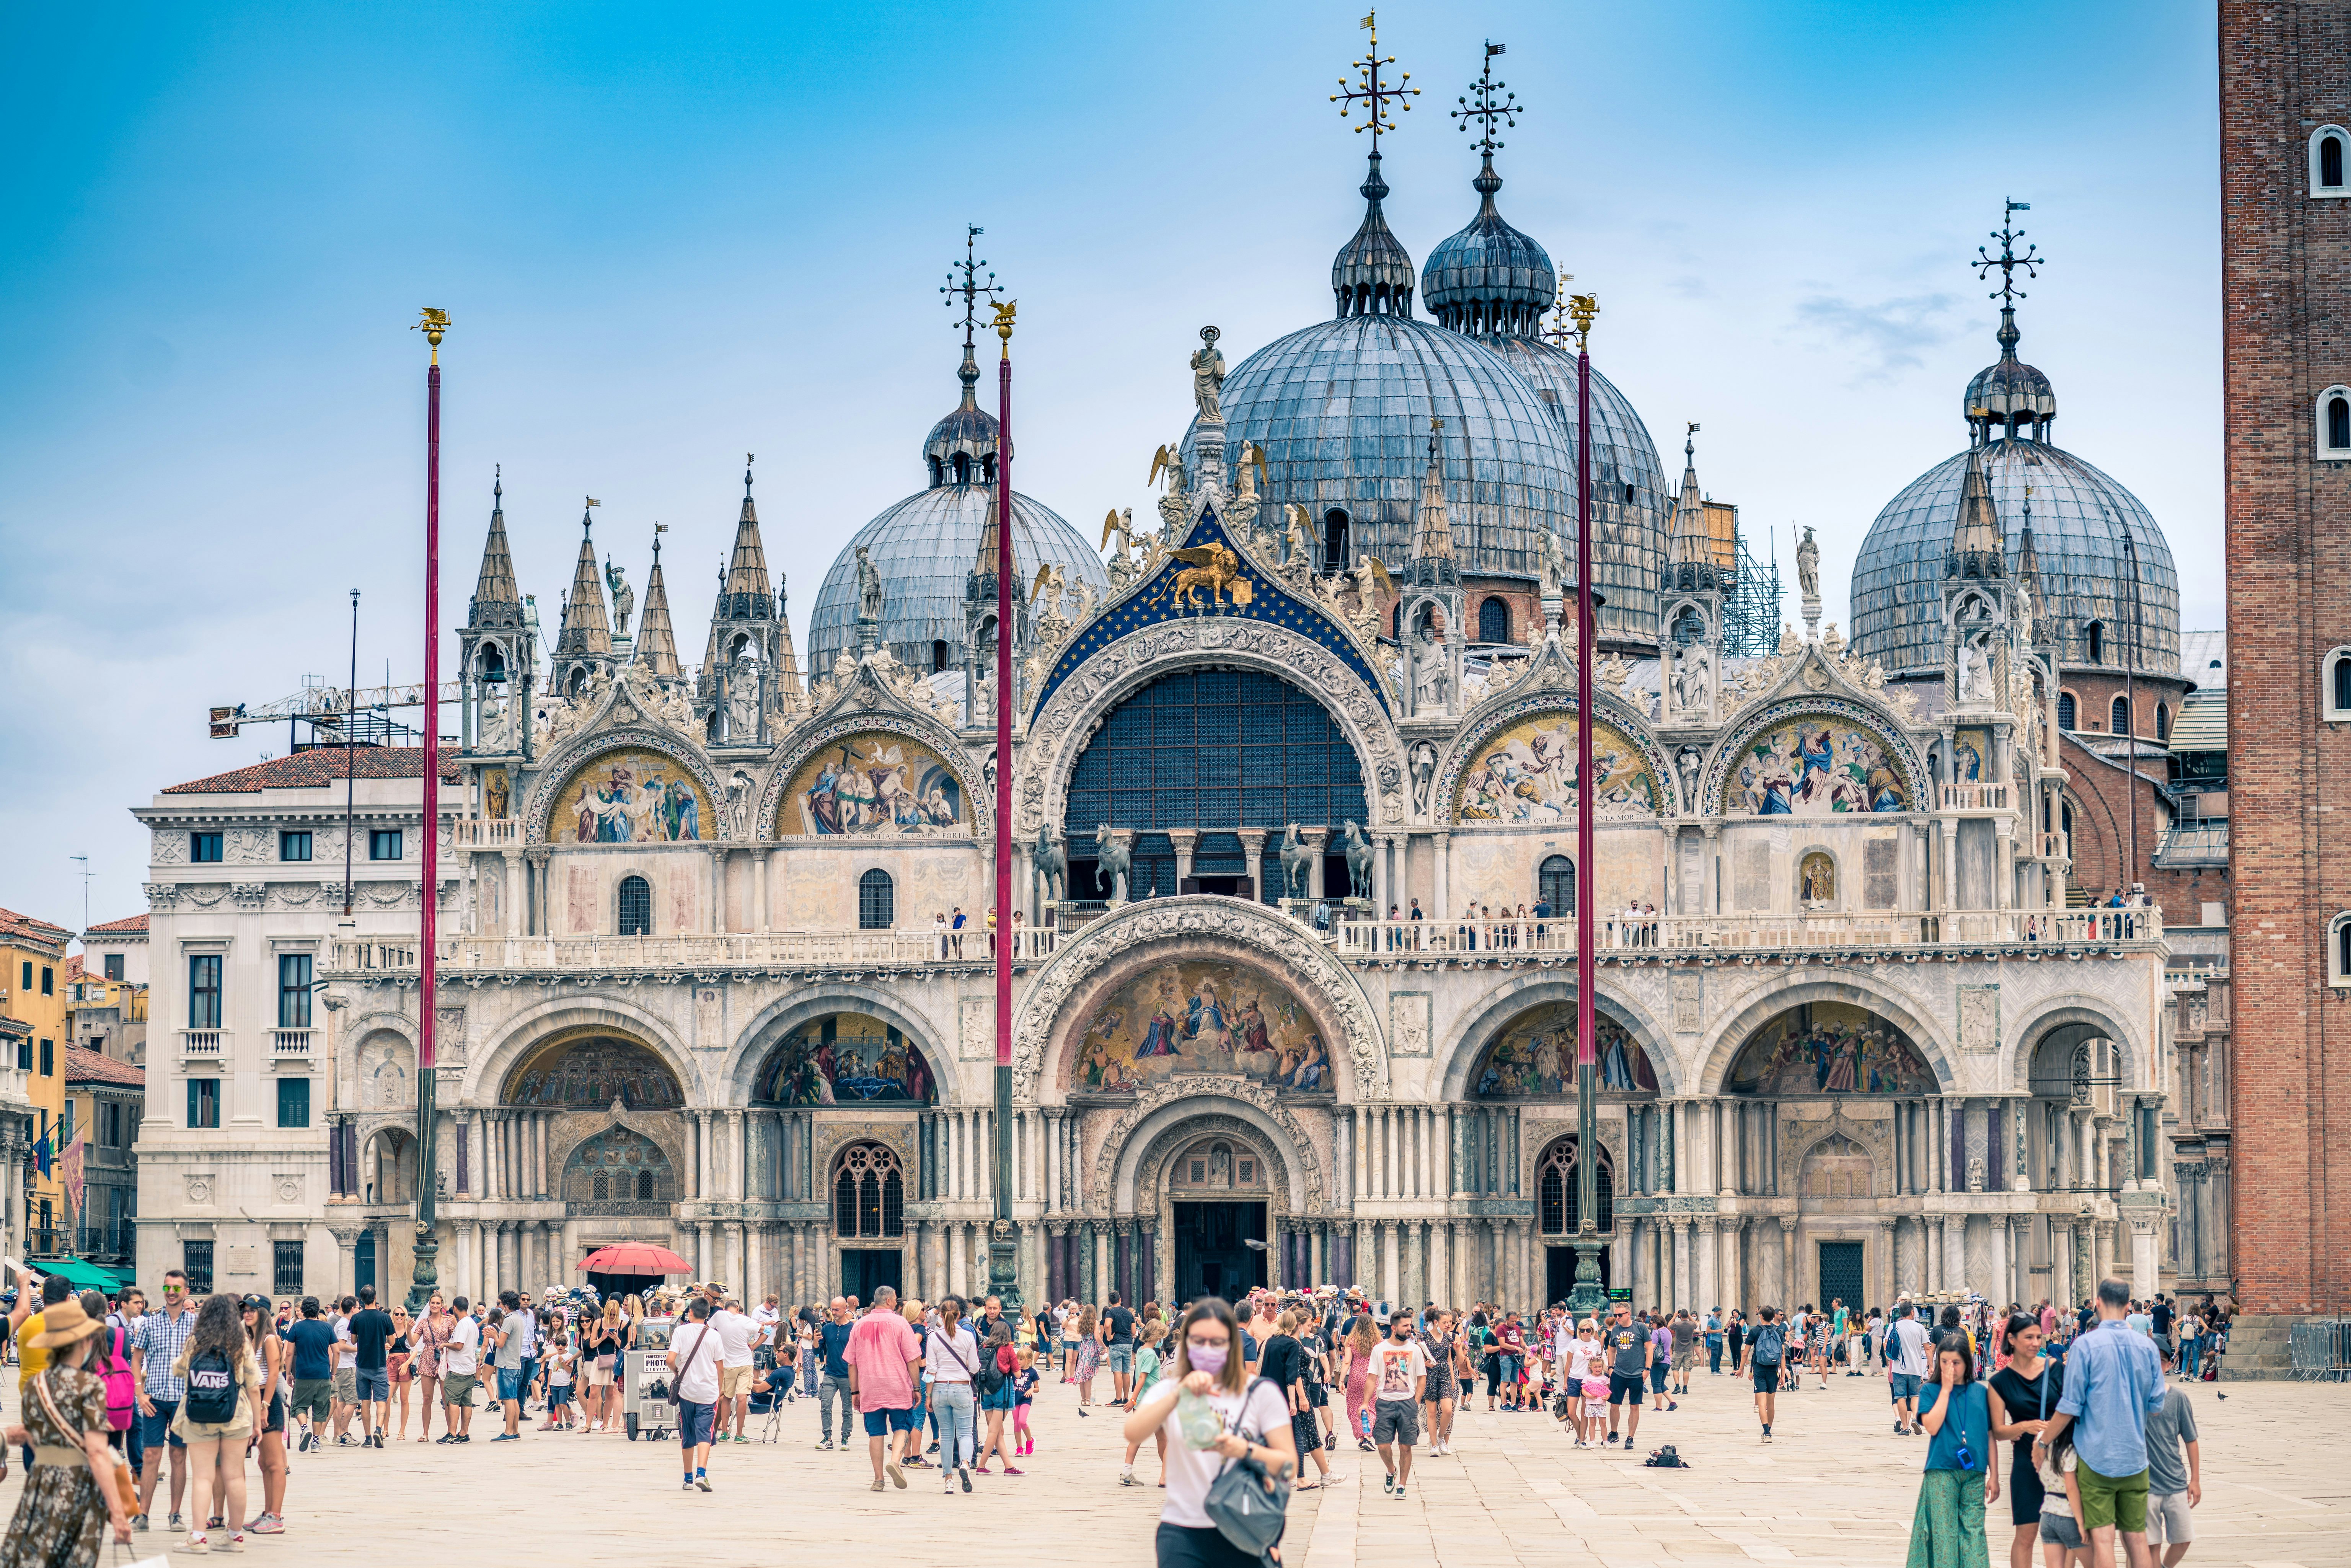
[2037,1278,2166,1568]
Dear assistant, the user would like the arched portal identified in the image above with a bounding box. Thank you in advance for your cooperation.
[1167,1133,1273,1304]
[752,1011,936,1107]
[1535,1133,1614,1304]
[1061,668,1366,903]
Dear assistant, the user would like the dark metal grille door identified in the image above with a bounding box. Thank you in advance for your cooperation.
[1818,1240,1864,1309]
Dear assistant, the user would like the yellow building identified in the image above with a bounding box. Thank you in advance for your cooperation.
[1,907,73,1260]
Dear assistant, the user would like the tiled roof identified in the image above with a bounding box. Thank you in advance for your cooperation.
[85,914,149,935]
[0,1017,28,1038]
[65,1044,143,1087]
[62,955,84,983]
[0,908,72,948]
[164,747,463,794]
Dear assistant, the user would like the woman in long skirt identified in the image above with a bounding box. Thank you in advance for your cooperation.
[1906,1343,1995,1568]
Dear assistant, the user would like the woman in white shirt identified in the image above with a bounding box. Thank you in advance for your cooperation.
[924,1296,984,1494]
[1122,1297,1298,1568]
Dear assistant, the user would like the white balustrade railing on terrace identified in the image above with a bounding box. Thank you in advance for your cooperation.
[2041,831,2070,859]
[272,1029,315,1056]
[1332,905,2161,958]
[328,926,1060,975]
[1940,783,2014,810]
[450,818,524,849]
[179,1029,226,1057]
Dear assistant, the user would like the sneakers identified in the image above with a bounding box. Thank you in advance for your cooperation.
[223,1531,247,1553]
[132,1515,149,1532]
[1394,1486,1408,1502]
[1002,1466,1024,1476]
[1120,1471,1140,1487]
[682,1479,697,1491]
[490,1433,519,1442]
[869,1478,886,1492]
[960,1469,973,1493]
[1383,1473,1396,1495]
[886,1460,906,1490]
[184,1533,209,1556]
[695,1475,712,1492]
[170,1515,185,1529]
[246,1514,285,1535]
[817,1438,834,1451]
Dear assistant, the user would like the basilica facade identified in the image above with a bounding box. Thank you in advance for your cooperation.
[134,114,2195,1318]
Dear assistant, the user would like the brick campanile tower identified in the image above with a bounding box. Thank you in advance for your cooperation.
[2222,0,2351,1329]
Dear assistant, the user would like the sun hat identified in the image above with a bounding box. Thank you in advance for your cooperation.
[30,1297,107,1350]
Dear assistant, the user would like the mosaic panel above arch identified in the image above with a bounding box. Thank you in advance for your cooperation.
[1704,701,1922,817]
[1725,1002,1935,1097]
[1468,1002,1658,1099]
[1068,959,1334,1099]
[549,746,714,843]
[1454,711,1665,823]
[502,1033,683,1110]
[779,732,966,837]
[1434,693,1672,827]
[755,1011,936,1106]
[562,1125,677,1204]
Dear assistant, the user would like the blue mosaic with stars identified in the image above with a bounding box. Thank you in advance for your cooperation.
[1031,507,1394,721]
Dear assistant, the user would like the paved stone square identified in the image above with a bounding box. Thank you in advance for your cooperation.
[7,1372,2343,1566]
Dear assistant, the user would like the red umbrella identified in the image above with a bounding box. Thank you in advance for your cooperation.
[578,1243,692,1276]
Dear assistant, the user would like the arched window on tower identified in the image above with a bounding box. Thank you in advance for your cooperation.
[1322,510,1350,575]
[2314,126,2349,194]
[952,452,971,484]
[2320,387,2351,458]
[2334,650,2351,717]
[2111,695,2131,735]
[858,869,895,930]
[2056,691,2077,730]
[1391,603,1402,639]
[2155,702,2170,741]
[479,644,507,684]
[1477,597,1511,644]
[1538,855,1574,916]
[2085,622,2105,665]
[617,875,652,937]
[929,455,944,486]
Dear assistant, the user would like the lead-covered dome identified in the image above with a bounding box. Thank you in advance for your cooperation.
[1422,156,1557,337]
[1849,439,2178,678]
[809,355,1106,675]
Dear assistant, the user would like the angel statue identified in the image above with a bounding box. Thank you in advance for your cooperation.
[1149,442,1190,538]
[1101,507,1137,565]
[1190,326,1226,422]
[1349,554,1394,642]
[1283,503,1315,577]
[1224,440,1266,538]
[605,559,635,639]
[1027,562,1068,618]
[1539,529,1569,597]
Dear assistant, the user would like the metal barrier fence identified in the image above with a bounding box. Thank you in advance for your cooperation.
[2289,1319,2351,1380]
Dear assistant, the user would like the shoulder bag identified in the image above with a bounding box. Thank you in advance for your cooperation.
[668,1322,715,1408]
[1203,1376,1293,1566]
[34,1369,137,1517]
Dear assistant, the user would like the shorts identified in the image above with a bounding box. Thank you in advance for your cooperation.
[1495,1354,1521,1388]
[677,1397,717,1448]
[548,1384,572,1408]
[1370,1400,1420,1446]
[290,1379,333,1423]
[862,1404,920,1435]
[264,1390,286,1436]
[1608,1371,1645,1406]
[981,1380,1017,1412]
[1672,1347,1696,1371]
[2147,1490,2194,1545]
[496,1368,525,1403]
[442,1372,479,1407]
[389,1352,411,1385]
[1888,1371,1921,1403]
[2075,1460,2150,1535]
[332,1366,357,1404]
[355,1368,390,1403]
[719,1364,755,1399]
[1752,1366,1780,1394]
[2038,1514,2084,1550]
[1105,1345,1135,1374]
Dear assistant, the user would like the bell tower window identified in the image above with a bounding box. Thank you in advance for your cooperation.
[2319,386,2351,458]
[2312,126,2350,196]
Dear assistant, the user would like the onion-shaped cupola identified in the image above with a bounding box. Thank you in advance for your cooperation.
[1964,305,2058,442]
[1332,152,1417,319]
[923,341,1000,489]
[1422,52,1553,338]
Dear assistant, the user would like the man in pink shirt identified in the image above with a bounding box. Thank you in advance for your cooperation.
[843,1285,923,1492]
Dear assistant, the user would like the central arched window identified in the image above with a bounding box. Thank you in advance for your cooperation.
[833,1142,905,1237]
[932,639,951,672]
[2155,702,2170,742]
[617,875,652,936]
[1322,509,1350,574]
[1538,854,1574,915]
[2111,695,2131,735]
[2056,691,2077,730]
[1536,1136,1613,1235]
[1063,670,1368,903]
[1477,597,1511,644]
[858,869,895,929]
[2086,622,2105,665]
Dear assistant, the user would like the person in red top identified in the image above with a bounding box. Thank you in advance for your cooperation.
[1492,1312,1528,1412]
[842,1287,923,1493]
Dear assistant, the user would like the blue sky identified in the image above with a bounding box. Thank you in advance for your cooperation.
[0,1,2221,931]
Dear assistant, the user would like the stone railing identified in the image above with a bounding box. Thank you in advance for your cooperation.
[179,1029,226,1058]
[450,818,524,850]
[328,926,1060,976]
[1334,906,2162,959]
[1940,783,2014,810]
[272,1029,315,1057]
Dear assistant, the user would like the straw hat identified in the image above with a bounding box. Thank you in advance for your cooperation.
[30,1297,106,1350]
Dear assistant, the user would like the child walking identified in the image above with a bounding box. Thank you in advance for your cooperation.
[544,1333,576,1430]
[1012,1348,1039,1457]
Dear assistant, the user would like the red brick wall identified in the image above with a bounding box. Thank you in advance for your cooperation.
[2056,731,2221,926]
[2222,0,2351,1314]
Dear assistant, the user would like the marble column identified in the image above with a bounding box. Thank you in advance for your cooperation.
[1876,1219,1898,1310]
[1946,1212,1969,1294]
[1778,1217,1797,1312]
[1672,1220,1692,1310]
[1987,1217,2007,1306]
[1694,1217,1716,1312]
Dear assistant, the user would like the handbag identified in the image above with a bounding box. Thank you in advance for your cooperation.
[1202,1378,1291,1566]
[668,1323,714,1408]
[35,1368,138,1518]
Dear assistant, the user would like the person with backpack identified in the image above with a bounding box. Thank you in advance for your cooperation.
[167,1293,263,1556]
[1886,1301,1932,1436]
[1739,1306,1788,1443]
[83,1290,139,1465]
[971,1313,1021,1476]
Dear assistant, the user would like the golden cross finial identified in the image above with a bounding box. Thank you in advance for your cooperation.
[1333,11,1417,152]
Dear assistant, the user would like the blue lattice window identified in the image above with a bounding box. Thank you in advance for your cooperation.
[1064,671,1367,900]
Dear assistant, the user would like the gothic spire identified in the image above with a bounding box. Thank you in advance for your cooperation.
[467,468,520,625]
[558,502,612,655]
[1669,424,1711,566]
[634,526,680,678]
[1947,443,2006,580]
[723,456,773,597]
[1411,418,1455,562]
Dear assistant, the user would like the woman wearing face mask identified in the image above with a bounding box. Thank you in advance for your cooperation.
[1911,1342,1996,1568]
[1123,1297,1296,1568]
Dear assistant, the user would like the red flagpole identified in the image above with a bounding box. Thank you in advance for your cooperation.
[991,302,1018,1306]
[411,309,447,1312]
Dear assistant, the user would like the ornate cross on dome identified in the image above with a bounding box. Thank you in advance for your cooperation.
[1975,199,2043,305]
[1451,41,1515,155]
[941,224,1005,350]
[1332,11,1417,152]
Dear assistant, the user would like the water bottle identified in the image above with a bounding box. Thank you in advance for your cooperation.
[1176,1388,1223,1450]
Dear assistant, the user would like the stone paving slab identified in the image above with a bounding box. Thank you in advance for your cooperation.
[0,1371,2340,1566]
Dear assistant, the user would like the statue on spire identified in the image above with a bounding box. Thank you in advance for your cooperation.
[605,558,635,639]
[1190,326,1226,422]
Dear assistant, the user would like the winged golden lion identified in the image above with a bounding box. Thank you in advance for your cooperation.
[1168,542,1253,611]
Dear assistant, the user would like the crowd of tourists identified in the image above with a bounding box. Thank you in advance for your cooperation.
[0,1255,2224,1568]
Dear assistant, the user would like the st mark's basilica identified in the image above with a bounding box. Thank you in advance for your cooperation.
[134,57,2197,1319]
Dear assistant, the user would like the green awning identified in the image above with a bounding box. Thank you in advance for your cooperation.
[33,1257,130,1293]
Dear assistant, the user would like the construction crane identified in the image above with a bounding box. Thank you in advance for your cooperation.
[209,675,458,748]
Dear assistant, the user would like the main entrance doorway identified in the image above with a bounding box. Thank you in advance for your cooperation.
[842,1247,903,1303]
[1173,1202,1265,1305]
[1543,1243,1612,1308]
[1817,1240,1864,1310]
